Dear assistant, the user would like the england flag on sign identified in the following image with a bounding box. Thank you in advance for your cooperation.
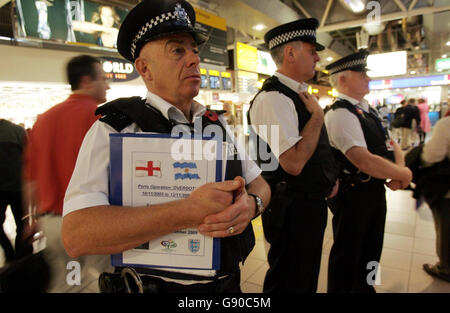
[135,161,161,177]
[173,162,200,180]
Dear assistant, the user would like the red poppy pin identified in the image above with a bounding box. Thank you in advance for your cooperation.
[356,107,364,115]
[204,110,219,122]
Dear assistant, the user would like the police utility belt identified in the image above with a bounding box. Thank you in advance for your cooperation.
[99,267,236,293]
[340,168,374,188]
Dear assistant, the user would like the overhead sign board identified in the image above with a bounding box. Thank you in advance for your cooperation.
[236,42,258,73]
[369,74,450,90]
[193,7,228,66]
[367,51,407,78]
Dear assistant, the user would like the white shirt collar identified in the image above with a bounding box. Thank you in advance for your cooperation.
[274,71,308,93]
[337,92,370,112]
[145,91,206,123]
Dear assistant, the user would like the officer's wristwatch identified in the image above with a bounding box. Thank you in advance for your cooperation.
[248,193,264,219]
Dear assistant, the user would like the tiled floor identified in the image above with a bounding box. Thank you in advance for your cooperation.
[1,188,449,293]
[240,188,450,293]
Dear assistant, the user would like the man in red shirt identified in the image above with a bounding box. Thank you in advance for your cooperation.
[23,55,112,292]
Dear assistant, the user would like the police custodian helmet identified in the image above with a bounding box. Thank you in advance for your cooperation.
[325,49,370,75]
[117,0,207,62]
[264,18,325,51]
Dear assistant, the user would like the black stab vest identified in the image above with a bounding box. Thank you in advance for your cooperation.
[95,97,255,278]
[329,99,395,181]
[248,76,339,196]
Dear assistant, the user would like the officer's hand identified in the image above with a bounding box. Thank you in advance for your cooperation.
[198,176,253,238]
[327,179,339,199]
[385,179,403,191]
[187,179,241,225]
[299,92,324,118]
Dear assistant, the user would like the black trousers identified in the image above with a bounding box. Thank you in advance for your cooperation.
[0,191,32,262]
[430,198,450,273]
[327,181,387,293]
[263,194,328,293]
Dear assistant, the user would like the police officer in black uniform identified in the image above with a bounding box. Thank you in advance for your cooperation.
[248,18,339,293]
[324,50,413,293]
[62,0,270,293]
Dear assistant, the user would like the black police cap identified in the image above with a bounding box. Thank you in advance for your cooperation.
[325,49,370,75]
[117,0,207,62]
[264,18,325,51]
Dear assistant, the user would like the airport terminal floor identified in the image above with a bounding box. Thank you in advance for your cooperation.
[1,187,449,293]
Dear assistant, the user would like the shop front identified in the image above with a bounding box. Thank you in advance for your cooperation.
[0,43,146,129]
[367,74,450,126]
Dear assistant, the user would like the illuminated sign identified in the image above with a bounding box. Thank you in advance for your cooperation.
[221,72,232,90]
[367,51,407,77]
[236,42,258,73]
[435,58,450,72]
[208,69,220,89]
[100,57,139,82]
[15,0,127,49]
[370,74,450,90]
[257,50,276,76]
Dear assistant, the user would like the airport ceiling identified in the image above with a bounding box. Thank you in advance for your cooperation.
[1,0,449,83]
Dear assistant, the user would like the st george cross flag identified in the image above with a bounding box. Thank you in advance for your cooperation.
[135,160,161,177]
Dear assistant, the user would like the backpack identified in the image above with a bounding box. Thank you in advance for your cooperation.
[405,145,450,208]
[391,112,405,128]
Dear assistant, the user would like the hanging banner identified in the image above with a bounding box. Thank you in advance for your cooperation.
[14,0,127,49]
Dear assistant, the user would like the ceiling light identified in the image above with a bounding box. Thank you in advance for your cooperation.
[327,56,334,61]
[339,0,367,13]
[362,21,385,35]
[443,54,448,58]
[252,24,267,31]
[410,70,416,74]
[446,41,450,46]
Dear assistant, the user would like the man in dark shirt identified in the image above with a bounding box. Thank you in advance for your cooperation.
[0,119,32,262]
[397,99,421,150]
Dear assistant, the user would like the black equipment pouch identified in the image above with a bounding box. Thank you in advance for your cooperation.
[261,181,291,243]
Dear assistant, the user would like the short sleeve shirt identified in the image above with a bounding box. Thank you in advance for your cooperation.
[324,93,369,154]
[249,72,308,158]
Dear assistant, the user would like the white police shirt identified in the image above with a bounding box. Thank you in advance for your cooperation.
[249,71,308,159]
[324,93,370,154]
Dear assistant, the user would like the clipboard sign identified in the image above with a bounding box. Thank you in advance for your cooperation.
[109,133,223,271]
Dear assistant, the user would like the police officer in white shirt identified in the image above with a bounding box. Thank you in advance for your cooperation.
[62,0,270,293]
[324,50,412,293]
[248,18,340,293]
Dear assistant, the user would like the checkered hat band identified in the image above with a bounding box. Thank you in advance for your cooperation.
[269,29,316,50]
[329,58,366,75]
[130,11,191,59]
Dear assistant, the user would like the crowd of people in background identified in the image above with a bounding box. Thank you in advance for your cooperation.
[390,97,433,151]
